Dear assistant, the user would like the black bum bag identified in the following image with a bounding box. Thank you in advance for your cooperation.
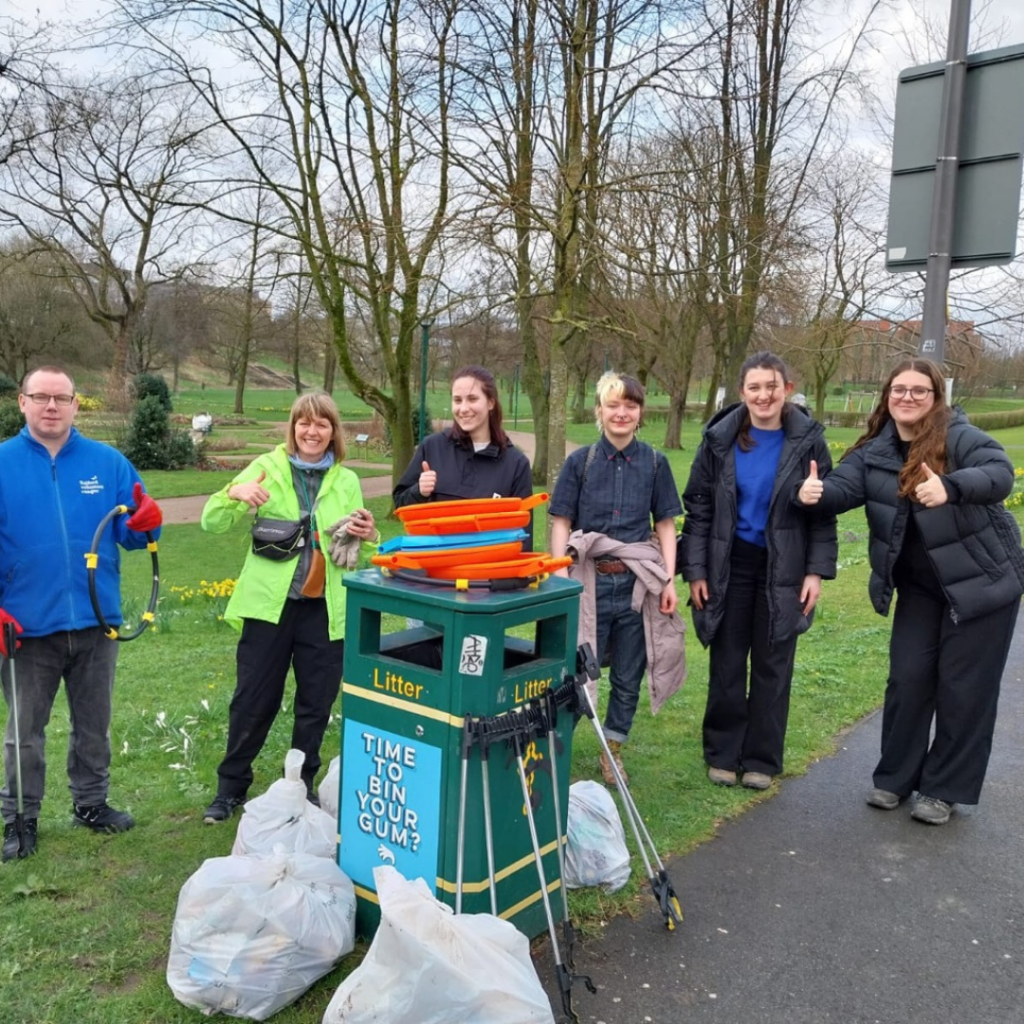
[251,517,307,560]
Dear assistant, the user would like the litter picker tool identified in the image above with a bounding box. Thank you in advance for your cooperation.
[3,620,30,859]
[85,503,160,641]
[572,643,683,931]
[510,722,594,1024]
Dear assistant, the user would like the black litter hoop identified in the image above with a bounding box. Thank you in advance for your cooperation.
[86,503,160,641]
[380,566,545,592]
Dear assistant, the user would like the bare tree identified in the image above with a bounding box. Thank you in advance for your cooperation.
[117,0,458,482]
[0,74,211,397]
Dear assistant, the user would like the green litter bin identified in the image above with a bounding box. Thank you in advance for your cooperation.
[338,568,582,940]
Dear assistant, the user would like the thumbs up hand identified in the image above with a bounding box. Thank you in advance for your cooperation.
[230,469,271,508]
[913,463,948,508]
[419,460,438,498]
[798,459,824,505]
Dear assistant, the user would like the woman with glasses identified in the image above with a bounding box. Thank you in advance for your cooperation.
[798,358,1024,825]
[681,352,837,792]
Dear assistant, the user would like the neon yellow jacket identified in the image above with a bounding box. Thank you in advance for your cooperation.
[201,444,373,640]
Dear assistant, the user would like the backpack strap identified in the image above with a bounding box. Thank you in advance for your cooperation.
[580,442,601,488]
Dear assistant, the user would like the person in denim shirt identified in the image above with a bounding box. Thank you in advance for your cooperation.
[550,371,682,786]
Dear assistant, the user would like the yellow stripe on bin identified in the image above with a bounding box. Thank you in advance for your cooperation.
[497,877,563,921]
[435,835,564,894]
[354,873,562,919]
[341,681,465,729]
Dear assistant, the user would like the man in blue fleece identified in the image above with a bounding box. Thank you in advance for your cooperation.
[0,366,163,862]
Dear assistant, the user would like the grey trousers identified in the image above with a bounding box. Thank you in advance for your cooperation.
[2,628,119,820]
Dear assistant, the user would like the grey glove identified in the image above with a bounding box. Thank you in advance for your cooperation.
[324,514,364,570]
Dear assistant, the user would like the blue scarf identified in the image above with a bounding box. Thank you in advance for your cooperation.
[288,451,335,472]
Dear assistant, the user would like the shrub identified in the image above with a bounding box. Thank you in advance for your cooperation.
[964,408,1024,431]
[0,374,18,399]
[0,398,25,440]
[122,395,198,470]
[132,373,173,412]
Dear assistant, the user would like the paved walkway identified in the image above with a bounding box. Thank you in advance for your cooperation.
[159,430,569,524]
[538,609,1024,1023]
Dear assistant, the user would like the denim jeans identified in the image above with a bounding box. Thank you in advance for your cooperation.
[593,571,647,743]
[2,628,119,820]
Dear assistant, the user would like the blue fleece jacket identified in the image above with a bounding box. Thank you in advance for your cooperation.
[0,426,157,637]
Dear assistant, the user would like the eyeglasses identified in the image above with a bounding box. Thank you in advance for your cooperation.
[23,393,76,406]
[889,386,934,401]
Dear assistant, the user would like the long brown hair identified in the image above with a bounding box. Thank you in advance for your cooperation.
[843,358,950,497]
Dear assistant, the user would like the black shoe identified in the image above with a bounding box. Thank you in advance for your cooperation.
[73,802,135,834]
[203,794,245,824]
[2,819,38,861]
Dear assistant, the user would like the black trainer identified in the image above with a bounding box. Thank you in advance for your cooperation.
[73,802,135,834]
[2,818,38,861]
[203,794,245,824]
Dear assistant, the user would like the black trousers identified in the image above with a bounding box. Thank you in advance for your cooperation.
[704,538,798,776]
[216,598,344,798]
[877,581,1018,805]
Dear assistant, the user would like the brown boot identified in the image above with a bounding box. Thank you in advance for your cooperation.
[599,740,628,787]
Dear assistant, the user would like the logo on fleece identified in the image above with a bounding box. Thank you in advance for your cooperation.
[79,476,104,496]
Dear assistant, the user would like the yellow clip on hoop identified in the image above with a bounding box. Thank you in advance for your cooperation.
[87,504,160,642]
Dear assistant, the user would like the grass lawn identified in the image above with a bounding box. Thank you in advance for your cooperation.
[1,419,1023,1022]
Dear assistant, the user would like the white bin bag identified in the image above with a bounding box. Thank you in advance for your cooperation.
[563,779,631,892]
[322,866,555,1024]
[233,748,336,860]
[167,848,357,1020]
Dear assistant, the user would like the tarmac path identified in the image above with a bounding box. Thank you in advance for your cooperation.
[539,608,1024,1024]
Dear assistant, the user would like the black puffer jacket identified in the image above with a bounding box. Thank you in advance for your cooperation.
[681,403,837,647]
[813,409,1024,623]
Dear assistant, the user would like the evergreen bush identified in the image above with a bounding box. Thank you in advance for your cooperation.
[123,394,197,470]
[0,398,25,440]
[0,374,19,399]
[132,373,173,412]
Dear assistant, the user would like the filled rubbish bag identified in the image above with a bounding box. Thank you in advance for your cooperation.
[563,780,631,893]
[322,866,555,1024]
[233,749,336,860]
[318,755,340,822]
[167,848,357,1020]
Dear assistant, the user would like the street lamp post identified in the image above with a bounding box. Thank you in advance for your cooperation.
[419,318,432,443]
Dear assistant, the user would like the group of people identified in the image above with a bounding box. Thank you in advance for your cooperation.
[3,352,1021,865]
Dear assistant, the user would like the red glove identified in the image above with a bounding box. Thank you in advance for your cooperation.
[126,482,163,532]
[0,608,23,658]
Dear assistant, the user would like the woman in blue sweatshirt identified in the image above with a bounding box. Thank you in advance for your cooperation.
[681,352,837,790]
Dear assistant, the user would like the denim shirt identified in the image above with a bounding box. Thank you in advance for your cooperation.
[550,436,681,542]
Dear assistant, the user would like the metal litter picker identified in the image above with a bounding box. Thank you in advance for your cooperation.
[3,620,30,859]
[573,643,683,930]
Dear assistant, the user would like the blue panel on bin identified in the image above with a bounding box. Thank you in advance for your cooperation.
[340,719,442,890]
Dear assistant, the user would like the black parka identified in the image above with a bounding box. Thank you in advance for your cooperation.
[813,409,1024,623]
[681,403,838,647]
